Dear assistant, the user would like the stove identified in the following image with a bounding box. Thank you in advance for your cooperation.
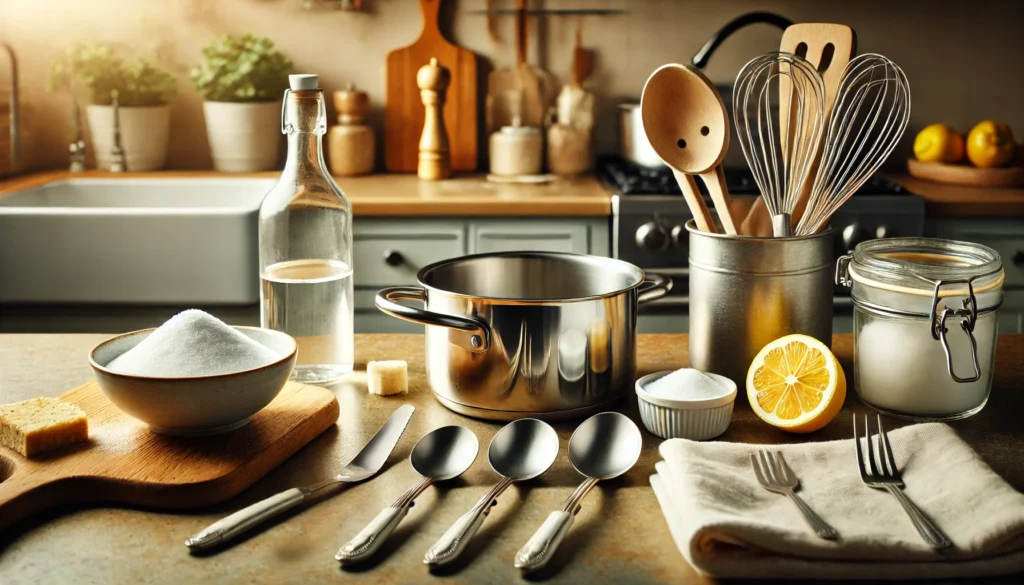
[598,156,926,314]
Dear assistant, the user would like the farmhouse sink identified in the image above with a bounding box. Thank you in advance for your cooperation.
[0,177,275,304]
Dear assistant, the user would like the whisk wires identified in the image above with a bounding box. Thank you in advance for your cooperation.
[734,52,826,236]
[796,54,911,235]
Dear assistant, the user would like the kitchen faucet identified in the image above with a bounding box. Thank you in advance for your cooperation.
[108,89,126,172]
[68,92,86,172]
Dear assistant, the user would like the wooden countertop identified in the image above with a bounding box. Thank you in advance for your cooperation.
[889,173,1024,217]
[0,170,613,217]
[1,333,1022,584]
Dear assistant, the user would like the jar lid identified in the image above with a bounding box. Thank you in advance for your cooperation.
[849,238,1003,298]
[499,125,541,135]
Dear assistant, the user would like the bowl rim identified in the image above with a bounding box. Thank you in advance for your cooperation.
[89,325,297,381]
[635,370,737,410]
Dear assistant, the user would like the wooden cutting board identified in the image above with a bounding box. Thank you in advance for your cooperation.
[0,381,338,531]
[385,0,478,172]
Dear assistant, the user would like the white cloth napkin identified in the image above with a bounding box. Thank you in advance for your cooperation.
[650,423,1024,580]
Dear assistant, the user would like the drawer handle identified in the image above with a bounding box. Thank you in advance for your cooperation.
[1014,251,1023,268]
[383,250,405,267]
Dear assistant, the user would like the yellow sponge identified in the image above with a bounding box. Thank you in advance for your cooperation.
[0,397,89,458]
[367,360,408,396]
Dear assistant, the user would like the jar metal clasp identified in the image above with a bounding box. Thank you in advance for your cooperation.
[924,275,984,384]
[835,253,853,287]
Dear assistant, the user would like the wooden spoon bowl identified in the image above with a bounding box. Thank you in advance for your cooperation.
[641,64,737,234]
[640,64,728,174]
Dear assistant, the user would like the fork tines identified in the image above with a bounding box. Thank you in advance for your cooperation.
[854,413,903,484]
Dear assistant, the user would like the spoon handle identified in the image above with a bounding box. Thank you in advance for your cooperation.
[700,165,739,235]
[514,510,575,571]
[514,477,599,571]
[335,478,432,564]
[424,476,515,566]
[672,169,717,233]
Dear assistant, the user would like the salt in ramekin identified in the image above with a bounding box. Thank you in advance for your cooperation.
[635,370,737,440]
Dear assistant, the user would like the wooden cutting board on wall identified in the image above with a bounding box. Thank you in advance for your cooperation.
[0,381,338,531]
[385,0,478,172]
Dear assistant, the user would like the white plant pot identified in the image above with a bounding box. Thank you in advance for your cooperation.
[87,104,171,172]
[202,101,281,172]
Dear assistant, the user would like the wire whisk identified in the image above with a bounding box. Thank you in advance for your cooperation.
[796,54,911,235]
[733,52,826,237]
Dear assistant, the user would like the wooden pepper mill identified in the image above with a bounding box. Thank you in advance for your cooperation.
[417,57,451,180]
[327,83,375,176]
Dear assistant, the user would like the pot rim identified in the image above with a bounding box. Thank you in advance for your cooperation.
[414,251,650,304]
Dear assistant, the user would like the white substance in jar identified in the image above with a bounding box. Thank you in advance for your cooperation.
[489,125,542,176]
[644,368,731,401]
[855,314,996,417]
[107,310,281,377]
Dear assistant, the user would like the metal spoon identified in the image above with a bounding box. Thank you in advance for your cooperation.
[424,418,559,566]
[641,63,738,234]
[514,411,642,571]
[335,425,478,564]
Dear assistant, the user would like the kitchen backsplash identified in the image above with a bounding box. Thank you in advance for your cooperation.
[1,0,1021,171]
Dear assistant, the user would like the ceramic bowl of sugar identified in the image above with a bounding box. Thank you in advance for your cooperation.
[89,310,297,436]
[635,369,737,440]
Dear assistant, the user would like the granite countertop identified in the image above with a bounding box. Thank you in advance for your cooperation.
[0,170,613,217]
[1,333,1022,584]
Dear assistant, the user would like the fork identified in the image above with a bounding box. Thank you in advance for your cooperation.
[751,449,838,540]
[854,414,953,550]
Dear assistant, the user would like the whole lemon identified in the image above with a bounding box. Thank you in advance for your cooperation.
[966,121,1015,168]
[913,124,964,163]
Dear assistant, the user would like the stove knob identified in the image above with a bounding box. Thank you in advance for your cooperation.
[671,224,687,247]
[635,221,669,251]
[875,225,896,239]
[842,222,867,252]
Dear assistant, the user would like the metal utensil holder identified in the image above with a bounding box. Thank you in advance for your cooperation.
[687,220,834,384]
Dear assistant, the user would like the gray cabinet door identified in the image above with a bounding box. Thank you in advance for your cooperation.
[353,220,466,287]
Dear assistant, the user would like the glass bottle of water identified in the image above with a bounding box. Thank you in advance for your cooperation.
[259,74,353,384]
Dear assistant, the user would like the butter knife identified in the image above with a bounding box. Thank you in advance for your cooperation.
[185,404,415,551]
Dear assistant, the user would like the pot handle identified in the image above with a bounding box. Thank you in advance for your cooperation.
[376,286,491,351]
[637,273,672,305]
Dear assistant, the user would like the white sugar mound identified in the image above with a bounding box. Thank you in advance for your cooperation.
[644,368,731,401]
[106,310,282,377]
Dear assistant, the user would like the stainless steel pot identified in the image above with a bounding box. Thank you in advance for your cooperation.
[618,103,665,168]
[376,252,671,421]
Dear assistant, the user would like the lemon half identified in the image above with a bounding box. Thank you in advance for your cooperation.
[746,334,846,433]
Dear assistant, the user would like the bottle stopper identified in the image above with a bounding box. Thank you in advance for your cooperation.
[289,74,320,91]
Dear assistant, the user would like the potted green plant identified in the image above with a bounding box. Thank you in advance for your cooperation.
[49,42,177,171]
[191,34,293,172]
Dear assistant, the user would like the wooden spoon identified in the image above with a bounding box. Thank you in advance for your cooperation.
[641,63,738,234]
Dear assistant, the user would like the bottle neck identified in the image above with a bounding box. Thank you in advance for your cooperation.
[283,132,327,176]
[282,90,329,176]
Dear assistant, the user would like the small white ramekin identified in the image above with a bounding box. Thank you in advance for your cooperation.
[635,370,737,440]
